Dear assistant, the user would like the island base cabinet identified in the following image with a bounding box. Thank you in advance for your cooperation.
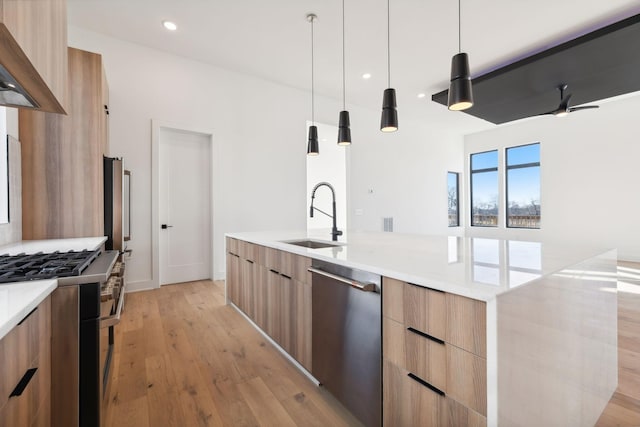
[226,238,312,372]
[383,360,486,427]
[225,252,240,305]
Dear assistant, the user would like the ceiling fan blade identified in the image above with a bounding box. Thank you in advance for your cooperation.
[538,110,557,116]
[558,93,572,110]
[568,105,599,112]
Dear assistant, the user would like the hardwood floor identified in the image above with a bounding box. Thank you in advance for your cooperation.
[103,280,362,427]
[596,262,640,427]
[105,265,640,427]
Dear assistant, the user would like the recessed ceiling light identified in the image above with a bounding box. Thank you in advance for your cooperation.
[162,21,177,31]
[417,93,426,99]
[362,73,371,79]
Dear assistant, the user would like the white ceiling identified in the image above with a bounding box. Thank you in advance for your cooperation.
[67,0,640,133]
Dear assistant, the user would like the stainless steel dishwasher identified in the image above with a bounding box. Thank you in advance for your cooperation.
[310,260,381,427]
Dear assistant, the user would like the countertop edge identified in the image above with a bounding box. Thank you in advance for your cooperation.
[0,280,57,341]
[0,236,108,255]
[225,232,616,302]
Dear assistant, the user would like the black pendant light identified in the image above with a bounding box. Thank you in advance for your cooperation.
[448,0,474,111]
[380,0,398,132]
[307,13,319,156]
[337,0,351,146]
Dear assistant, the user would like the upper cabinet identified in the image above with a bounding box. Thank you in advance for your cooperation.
[0,0,67,113]
[20,47,109,239]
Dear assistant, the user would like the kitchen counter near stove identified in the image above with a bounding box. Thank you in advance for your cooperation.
[0,236,108,341]
[0,279,56,340]
[0,236,107,255]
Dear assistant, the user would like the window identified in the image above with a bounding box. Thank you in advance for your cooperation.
[470,150,498,226]
[506,143,540,228]
[447,172,459,227]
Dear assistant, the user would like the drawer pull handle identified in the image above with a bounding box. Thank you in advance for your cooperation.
[407,372,445,396]
[247,260,254,264]
[407,327,445,345]
[10,368,38,397]
[269,269,279,274]
[17,307,37,325]
[280,273,292,279]
[406,282,445,293]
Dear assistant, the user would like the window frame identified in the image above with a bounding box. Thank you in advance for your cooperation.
[470,149,499,227]
[505,142,540,229]
[447,171,460,227]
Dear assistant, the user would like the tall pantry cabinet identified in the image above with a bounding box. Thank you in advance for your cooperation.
[20,48,109,239]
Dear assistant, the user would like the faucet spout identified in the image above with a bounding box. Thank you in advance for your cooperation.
[309,182,343,241]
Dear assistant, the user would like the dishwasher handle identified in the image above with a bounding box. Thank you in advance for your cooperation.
[308,267,377,292]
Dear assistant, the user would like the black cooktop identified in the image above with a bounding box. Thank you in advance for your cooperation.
[0,250,101,284]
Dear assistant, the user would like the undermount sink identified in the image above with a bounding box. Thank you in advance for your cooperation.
[281,239,341,249]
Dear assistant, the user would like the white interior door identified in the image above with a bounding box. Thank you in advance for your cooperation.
[159,127,212,285]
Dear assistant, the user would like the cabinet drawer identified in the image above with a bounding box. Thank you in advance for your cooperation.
[0,298,49,410]
[383,317,446,392]
[405,282,446,341]
[446,345,487,416]
[279,252,311,283]
[446,293,486,357]
[383,359,445,427]
[383,277,446,341]
[0,296,51,426]
[264,247,281,271]
[383,360,487,427]
[226,237,238,256]
[238,240,257,262]
[0,350,50,427]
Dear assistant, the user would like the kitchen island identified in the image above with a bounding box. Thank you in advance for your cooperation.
[226,230,618,427]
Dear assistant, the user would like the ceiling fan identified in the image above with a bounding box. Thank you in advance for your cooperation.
[540,84,599,117]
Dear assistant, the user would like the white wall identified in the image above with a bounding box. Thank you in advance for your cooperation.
[67,28,466,290]
[464,94,640,261]
[348,112,466,236]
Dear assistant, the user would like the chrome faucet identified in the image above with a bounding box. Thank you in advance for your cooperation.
[309,182,343,241]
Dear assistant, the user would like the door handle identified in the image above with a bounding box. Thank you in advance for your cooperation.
[161,224,173,229]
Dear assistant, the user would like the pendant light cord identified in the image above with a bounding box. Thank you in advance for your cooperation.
[311,16,315,125]
[387,0,391,88]
[458,0,461,53]
[342,0,346,110]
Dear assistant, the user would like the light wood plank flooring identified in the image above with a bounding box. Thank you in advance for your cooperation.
[104,280,362,427]
[106,265,640,427]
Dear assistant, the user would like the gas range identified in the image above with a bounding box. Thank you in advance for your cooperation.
[0,249,119,288]
[0,250,101,283]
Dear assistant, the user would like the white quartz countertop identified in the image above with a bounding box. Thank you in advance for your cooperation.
[0,236,107,255]
[226,230,614,301]
[0,280,56,340]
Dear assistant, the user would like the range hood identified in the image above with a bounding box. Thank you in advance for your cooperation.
[0,23,66,114]
[0,63,39,108]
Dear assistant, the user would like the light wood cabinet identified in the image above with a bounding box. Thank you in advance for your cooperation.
[0,296,52,427]
[382,277,487,424]
[20,47,109,239]
[0,0,67,113]
[225,238,312,371]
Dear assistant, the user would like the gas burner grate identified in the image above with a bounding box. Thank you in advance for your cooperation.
[0,250,101,284]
